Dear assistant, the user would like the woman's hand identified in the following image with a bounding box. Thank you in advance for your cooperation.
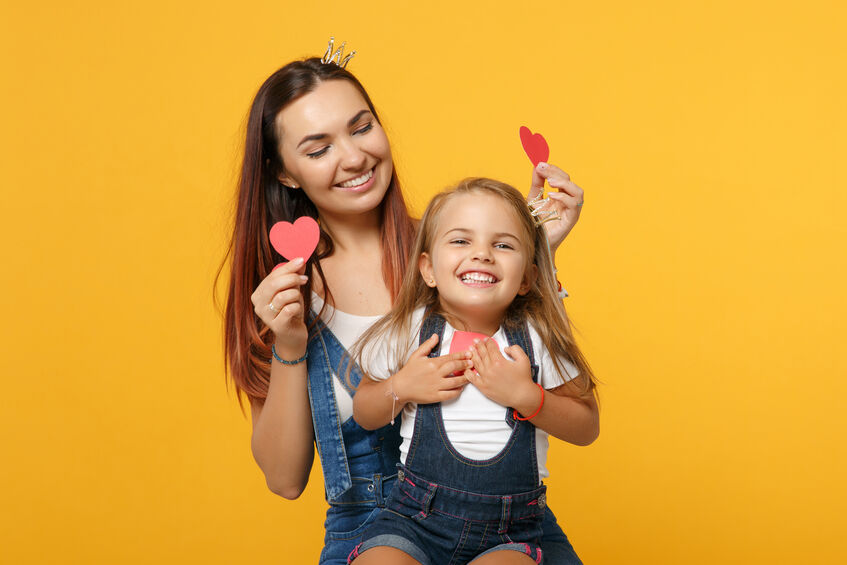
[250,257,309,356]
[467,338,539,412]
[393,334,472,404]
[527,162,585,251]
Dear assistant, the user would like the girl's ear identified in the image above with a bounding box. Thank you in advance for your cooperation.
[419,252,437,288]
[518,263,538,296]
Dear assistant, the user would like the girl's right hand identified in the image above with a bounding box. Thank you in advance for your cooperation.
[251,257,309,355]
[392,334,472,404]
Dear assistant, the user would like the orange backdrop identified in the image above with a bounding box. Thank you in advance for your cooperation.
[1,1,845,563]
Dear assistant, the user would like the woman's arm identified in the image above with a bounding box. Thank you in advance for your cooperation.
[249,347,315,499]
[353,334,472,430]
[248,259,314,499]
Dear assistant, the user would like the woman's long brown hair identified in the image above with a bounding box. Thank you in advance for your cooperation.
[216,58,416,407]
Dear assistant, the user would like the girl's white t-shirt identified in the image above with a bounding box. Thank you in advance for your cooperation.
[311,293,382,423]
[360,306,578,481]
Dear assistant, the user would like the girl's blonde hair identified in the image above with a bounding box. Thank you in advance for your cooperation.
[354,177,596,394]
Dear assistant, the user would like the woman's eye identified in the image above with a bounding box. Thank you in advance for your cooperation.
[307,147,329,159]
[354,122,373,135]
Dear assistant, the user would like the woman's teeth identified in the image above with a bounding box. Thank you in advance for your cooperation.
[460,272,496,283]
[338,169,373,188]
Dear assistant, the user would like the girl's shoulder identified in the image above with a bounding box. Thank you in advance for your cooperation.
[525,320,580,387]
[359,307,428,380]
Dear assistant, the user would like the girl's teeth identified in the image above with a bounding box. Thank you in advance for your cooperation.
[339,169,373,188]
[461,273,495,283]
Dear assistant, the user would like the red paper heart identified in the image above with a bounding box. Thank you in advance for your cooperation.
[269,216,320,262]
[449,331,497,376]
[519,126,549,166]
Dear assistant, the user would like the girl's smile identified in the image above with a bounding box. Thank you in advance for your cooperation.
[458,269,499,287]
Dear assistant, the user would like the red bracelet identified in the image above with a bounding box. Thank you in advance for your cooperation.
[513,383,545,421]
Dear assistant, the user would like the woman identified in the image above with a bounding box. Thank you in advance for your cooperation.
[220,50,586,564]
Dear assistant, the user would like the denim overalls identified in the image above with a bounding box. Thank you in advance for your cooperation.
[350,312,581,565]
[305,312,581,565]
[307,316,401,565]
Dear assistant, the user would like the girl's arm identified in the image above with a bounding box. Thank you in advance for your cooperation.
[469,339,599,446]
[248,259,315,499]
[514,377,599,446]
[353,334,472,430]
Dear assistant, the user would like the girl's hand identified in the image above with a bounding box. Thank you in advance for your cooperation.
[393,334,472,404]
[250,257,309,356]
[467,338,539,411]
[527,162,585,251]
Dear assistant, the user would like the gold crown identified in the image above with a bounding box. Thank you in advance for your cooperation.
[321,37,356,68]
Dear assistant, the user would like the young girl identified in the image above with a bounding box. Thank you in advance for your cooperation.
[350,178,599,565]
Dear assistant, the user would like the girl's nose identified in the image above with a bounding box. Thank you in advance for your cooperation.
[471,246,493,262]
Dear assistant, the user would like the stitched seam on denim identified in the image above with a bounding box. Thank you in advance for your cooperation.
[447,520,472,565]
[407,314,445,467]
[479,522,490,552]
[400,469,545,501]
[320,331,353,486]
[315,316,362,395]
[307,329,352,501]
[498,496,511,534]
[433,403,521,467]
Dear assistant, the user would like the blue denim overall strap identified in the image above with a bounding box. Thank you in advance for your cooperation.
[306,316,400,502]
[404,312,541,495]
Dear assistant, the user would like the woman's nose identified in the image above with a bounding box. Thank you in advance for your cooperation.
[338,139,367,170]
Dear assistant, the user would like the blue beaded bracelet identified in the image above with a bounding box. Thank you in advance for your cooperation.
[271,344,308,365]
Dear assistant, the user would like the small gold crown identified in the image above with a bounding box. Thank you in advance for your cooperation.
[528,193,560,227]
[321,37,356,68]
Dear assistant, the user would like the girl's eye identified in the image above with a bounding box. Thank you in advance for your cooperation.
[495,243,514,250]
[354,122,373,135]
[306,147,330,159]
[449,239,469,245]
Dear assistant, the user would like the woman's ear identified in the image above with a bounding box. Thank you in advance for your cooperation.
[419,253,437,287]
[518,263,538,296]
[278,172,300,189]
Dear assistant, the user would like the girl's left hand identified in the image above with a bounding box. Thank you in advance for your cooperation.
[527,162,585,251]
[466,339,538,410]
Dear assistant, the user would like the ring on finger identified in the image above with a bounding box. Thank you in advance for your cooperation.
[268,301,278,313]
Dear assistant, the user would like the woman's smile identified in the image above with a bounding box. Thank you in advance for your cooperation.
[335,167,375,192]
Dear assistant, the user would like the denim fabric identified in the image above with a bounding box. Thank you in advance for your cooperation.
[306,317,401,564]
[351,312,556,564]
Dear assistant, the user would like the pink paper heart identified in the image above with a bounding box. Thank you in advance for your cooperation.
[519,126,550,166]
[449,331,497,376]
[269,216,320,262]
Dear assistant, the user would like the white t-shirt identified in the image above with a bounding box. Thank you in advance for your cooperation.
[360,307,578,481]
[311,293,382,423]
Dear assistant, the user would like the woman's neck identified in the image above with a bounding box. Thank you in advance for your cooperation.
[319,208,382,254]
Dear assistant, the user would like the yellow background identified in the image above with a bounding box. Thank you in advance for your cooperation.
[2,1,845,563]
